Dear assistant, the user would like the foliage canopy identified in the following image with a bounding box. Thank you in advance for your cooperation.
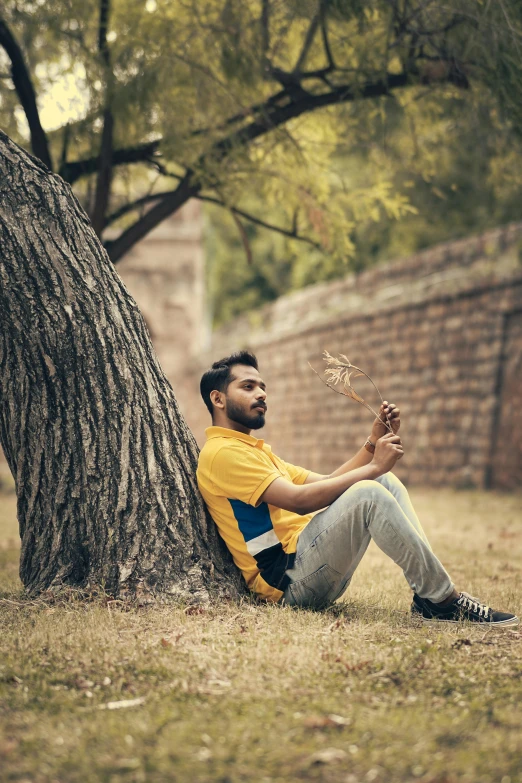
[1,0,522,320]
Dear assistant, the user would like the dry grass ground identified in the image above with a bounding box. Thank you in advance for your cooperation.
[1,484,521,783]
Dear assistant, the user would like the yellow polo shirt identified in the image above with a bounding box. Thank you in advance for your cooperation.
[196,426,313,602]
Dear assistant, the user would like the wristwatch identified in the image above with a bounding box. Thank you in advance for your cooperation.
[364,437,375,454]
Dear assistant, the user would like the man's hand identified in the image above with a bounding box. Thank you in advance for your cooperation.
[372,432,404,474]
[371,400,400,442]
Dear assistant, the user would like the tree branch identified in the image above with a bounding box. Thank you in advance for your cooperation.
[106,62,468,263]
[97,0,110,59]
[91,106,114,235]
[229,210,254,265]
[59,140,161,184]
[104,188,182,227]
[147,159,184,181]
[260,0,270,78]
[0,17,52,170]
[213,58,470,160]
[190,88,289,138]
[60,123,71,170]
[197,194,323,251]
[105,173,200,263]
[104,188,322,252]
[293,10,321,73]
[91,0,114,237]
[320,0,336,70]
[209,72,411,163]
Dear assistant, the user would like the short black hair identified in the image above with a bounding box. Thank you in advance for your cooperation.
[200,351,259,416]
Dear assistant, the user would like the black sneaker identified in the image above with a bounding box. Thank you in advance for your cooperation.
[411,591,519,626]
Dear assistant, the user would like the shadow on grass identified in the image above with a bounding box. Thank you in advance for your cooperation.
[0,551,412,629]
[285,597,416,627]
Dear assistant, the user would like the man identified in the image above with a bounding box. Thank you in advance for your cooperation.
[196,351,518,626]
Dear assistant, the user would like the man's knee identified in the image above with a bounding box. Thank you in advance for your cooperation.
[331,480,395,531]
[344,479,391,503]
[376,471,406,494]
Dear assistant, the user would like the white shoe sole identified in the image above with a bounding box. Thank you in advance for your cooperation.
[412,613,519,627]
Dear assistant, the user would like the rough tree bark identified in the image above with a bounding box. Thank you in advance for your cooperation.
[0,131,246,601]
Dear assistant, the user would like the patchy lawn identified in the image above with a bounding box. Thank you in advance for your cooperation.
[0,488,521,783]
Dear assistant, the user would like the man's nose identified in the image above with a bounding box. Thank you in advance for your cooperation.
[256,389,267,400]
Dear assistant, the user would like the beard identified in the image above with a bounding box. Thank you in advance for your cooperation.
[225,398,266,430]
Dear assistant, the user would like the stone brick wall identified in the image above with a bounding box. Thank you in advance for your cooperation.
[177,223,522,490]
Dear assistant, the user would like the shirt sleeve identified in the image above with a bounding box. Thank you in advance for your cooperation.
[210,444,282,506]
[280,460,310,485]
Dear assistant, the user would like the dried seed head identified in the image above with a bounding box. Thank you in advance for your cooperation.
[308,351,393,433]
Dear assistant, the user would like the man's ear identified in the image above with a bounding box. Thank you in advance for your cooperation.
[210,390,225,410]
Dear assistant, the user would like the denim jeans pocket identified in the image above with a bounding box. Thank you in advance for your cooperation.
[295,517,342,565]
[289,564,341,609]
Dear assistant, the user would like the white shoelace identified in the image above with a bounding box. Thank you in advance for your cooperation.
[457,591,490,619]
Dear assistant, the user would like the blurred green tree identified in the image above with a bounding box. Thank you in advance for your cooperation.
[208,86,522,325]
[2,0,521,269]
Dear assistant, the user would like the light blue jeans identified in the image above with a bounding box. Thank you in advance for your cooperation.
[282,473,455,609]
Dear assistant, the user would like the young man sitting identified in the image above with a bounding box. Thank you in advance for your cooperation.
[196,351,518,626]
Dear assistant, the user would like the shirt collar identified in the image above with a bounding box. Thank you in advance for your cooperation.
[205,426,265,449]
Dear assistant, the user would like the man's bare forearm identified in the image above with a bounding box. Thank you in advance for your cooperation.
[329,444,373,477]
[295,461,382,514]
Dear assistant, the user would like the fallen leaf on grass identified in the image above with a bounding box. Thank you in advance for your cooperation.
[75,676,95,689]
[327,617,347,633]
[303,714,352,729]
[159,632,183,647]
[98,697,145,711]
[321,651,373,671]
[335,656,372,672]
[0,739,19,756]
[195,747,213,762]
[9,675,22,685]
[184,606,207,616]
[207,678,231,688]
[451,639,472,649]
[307,747,348,765]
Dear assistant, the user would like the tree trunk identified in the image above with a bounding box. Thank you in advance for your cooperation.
[0,131,245,601]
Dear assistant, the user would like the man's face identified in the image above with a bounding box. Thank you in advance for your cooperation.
[223,364,267,430]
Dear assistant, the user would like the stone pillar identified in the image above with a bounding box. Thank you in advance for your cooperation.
[116,200,209,380]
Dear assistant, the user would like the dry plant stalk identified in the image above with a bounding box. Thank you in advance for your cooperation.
[308,351,393,433]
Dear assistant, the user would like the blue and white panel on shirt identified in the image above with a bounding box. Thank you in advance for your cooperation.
[228,499,279,556]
